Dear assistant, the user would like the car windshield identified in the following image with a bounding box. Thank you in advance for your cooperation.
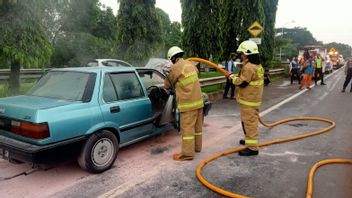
[27,71,96,101]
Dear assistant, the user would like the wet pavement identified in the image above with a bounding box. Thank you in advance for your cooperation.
[1,69,351,198]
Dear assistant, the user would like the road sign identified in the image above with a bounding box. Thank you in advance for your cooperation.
[248,21,264,37]
[249,37,261,45]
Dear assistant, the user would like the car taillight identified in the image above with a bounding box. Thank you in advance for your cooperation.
[11,121,50,139]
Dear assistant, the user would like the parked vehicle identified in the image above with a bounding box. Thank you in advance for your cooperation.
[86,59,133,67]
[328,48,344,69]
[0,65,211,173]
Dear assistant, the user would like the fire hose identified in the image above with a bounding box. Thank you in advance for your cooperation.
[186,57,352,198]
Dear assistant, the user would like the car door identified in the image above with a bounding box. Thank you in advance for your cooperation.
[100,72,154,145]
[136,69,176,126]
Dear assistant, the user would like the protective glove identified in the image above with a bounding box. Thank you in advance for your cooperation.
[168,89,175,95]
[229,73,238,81]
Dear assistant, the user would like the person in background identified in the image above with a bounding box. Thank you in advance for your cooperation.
[314,54,326,85]
[289,57,300,84]
[299,58,315,90]
[341,58,352,92]
[264,69,271,86]
[223,53,236,99]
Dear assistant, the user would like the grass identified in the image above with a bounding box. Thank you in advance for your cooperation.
[201,84,224,93]
[199,71,223,79]
[0,80,35,98]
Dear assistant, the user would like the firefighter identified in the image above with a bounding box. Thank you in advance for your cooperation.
[229,40,264,156]
[164,46,204,161]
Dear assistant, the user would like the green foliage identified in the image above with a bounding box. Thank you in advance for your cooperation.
[0,0,52,68]
[221,0,244,60]
[279,27,319,49]
[61,0,100,34]
[239,0,265,42]
[51,33,115,67]
[0,0,52,94]
[261,0,278,68]
[167,22,182,48]
[50,0,118,67]
[93,7,118,41]
[117,0,163,65]
[324,42,352,58]
[275,38,299,60]
[181,0,222,61]
[155,8,182,57]
[221,0,271,68]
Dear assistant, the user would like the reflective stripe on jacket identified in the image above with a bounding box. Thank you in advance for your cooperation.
[230,62,264,108]
[164,59,204,112]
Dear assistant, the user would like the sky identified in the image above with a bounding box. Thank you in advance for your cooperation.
[100,0,352,47]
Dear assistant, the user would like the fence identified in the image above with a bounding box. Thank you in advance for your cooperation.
[0,68,285,87]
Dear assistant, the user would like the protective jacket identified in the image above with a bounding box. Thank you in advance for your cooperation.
[164,59,204,112]
[230,61,264,107]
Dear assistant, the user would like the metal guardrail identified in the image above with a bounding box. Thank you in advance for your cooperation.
[0,69,46,80]
[199,68,285,87]
[0,68,285,87]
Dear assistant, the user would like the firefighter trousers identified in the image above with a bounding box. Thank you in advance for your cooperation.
[180,108,203,157]
[240,105,259,151]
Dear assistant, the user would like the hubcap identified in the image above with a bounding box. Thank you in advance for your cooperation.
[92,138,114,167]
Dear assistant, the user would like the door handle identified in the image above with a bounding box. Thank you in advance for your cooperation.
[110,106,120,113]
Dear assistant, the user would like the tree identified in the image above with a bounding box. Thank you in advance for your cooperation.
[0,0,52,94]
[50,0,117,67]
[181,0,222,61]
[167,22,182,48]
[239,0,265,42]
[221,0,244,60]
[117,0,163,65]
[221,0,267,64]
[279,27,319,49]
[156,8,182,56]
[261,0,278,67]
[93,7,118,41]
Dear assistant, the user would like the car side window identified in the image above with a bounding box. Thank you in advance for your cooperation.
[110,73,144,100]
[137,70,165,89]
[103,74,118,103]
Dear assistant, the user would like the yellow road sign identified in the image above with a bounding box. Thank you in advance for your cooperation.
[248,21,264,37]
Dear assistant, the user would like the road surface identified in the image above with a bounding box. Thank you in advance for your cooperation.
[0,68,351,198]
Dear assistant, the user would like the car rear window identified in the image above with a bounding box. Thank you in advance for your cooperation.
[27,71,96,102]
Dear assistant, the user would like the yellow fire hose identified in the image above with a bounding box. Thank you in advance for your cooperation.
[186,57,352,198]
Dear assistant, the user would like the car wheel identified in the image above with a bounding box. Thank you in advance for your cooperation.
[78,130,118,173]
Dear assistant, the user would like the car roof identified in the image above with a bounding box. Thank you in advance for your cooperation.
[50,66,137,73]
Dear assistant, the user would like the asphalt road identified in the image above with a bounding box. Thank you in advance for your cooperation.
[0,68,351,198]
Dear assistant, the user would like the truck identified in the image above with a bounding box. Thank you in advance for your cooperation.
[328,48,344,69]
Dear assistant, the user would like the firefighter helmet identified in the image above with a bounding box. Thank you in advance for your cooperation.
[237,40,259,55]
[167,46,184,60]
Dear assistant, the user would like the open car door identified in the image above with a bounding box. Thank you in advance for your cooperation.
[136,68,179,128]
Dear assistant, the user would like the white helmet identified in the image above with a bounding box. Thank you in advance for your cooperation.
[167,46,184,60]
[237,40,259,55]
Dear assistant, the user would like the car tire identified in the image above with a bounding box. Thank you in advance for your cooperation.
[78,130,118,173]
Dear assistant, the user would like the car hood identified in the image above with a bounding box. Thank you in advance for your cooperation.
[0,95,77,121]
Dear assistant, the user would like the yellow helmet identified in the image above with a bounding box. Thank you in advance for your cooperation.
[167,46,184,60]
[237,40,259,55]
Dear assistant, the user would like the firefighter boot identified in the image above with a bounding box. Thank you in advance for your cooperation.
[238,148,259,156]
[173,153,193,161]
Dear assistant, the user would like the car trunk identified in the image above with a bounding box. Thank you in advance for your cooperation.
[0,95,74,123]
